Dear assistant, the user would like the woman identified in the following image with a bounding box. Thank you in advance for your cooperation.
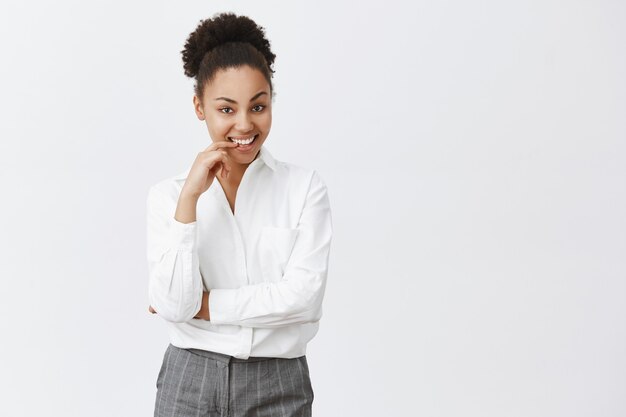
[146,12,333,417]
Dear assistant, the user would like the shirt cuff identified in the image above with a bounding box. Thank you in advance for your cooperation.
[208,288,237,324]
[170,217,197,250]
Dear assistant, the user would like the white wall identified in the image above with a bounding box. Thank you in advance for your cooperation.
[0,1,624,416]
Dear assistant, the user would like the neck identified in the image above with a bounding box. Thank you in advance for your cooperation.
[220,150,261,188]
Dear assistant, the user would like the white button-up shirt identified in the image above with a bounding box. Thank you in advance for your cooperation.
[146,146,333,359]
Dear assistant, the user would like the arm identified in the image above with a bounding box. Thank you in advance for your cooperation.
[146,185,204,323]
[207,171,333,328]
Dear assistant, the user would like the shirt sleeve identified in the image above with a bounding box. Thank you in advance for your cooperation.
[146,185,204,323]
[208,170,333,328]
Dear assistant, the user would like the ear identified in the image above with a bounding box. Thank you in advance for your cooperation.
[193,95,205,120]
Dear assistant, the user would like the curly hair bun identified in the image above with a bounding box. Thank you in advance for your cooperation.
[181,12,276,78]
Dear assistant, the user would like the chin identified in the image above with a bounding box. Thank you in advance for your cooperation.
[230,148,259,163]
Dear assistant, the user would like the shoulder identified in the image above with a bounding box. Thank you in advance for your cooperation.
[146,168,188,206]
[271,159,332,221]
[273,159,329,193]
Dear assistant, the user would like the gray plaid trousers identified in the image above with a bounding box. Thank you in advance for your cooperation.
[154,343,314,417]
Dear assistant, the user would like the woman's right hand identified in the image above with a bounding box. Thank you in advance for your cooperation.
[181,140,239,198]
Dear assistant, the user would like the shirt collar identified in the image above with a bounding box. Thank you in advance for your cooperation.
[258,145,277,172]
[173,145,276,182]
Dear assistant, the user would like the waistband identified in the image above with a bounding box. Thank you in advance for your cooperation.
[181,345,280,364]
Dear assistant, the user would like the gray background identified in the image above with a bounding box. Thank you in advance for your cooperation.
[0,1,624,416]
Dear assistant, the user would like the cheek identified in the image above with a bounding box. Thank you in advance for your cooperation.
[206,116,231,135]
[260,113,272,129]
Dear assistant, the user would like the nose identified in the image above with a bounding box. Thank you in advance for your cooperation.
[235,111,254,132]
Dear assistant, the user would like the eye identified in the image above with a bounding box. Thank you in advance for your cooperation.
[219,107,233,114]
[252,104,266,112]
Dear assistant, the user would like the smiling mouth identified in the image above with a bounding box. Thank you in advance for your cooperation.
[228,134,258,146]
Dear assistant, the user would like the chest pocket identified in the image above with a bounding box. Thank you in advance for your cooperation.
[258,226,299,282]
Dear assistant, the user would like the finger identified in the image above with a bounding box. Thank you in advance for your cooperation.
[211,152,230,176]
[203,140,239,152]
[218,152,232,177]
[203,153,230,178]
[221,161,232,179]
[221,160,231,179]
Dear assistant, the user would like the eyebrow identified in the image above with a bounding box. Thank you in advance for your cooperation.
[214,91,268,104]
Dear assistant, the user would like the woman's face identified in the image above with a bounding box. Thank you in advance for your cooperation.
[194,65,272,169]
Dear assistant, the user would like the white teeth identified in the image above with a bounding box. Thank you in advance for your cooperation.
[229,135,256,145]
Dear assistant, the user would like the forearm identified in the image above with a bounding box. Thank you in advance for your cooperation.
[174,190,206,319]
[175,189,199,223]
[146,186,203,323]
